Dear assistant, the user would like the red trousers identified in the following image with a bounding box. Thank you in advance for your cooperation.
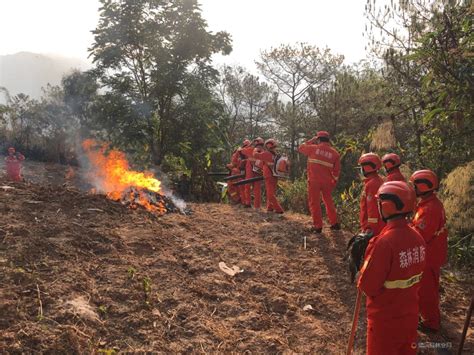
[265,176,283,213]
[238,185,246,205]
[228,182,240,203]
[308,180,337,229]
[367,317,418,355]
[419,266,441,330]
[244,181,262,208]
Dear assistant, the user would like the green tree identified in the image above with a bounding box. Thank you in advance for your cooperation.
[90,0,232,164]
[217,65,273,146]
[256,43,343,177]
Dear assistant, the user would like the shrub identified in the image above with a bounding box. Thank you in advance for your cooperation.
[279,177,308,214]
[441,161,474,269]
[335,180,362,234]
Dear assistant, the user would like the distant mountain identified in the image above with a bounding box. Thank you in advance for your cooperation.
[0,52,90,101]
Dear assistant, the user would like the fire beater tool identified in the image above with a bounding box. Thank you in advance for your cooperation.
[222,173,245,181]
[233,175,264,186]
[457,295,473,355]
[346,288,363,355]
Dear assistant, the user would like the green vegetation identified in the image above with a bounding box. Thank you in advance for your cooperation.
[0,0,471,265]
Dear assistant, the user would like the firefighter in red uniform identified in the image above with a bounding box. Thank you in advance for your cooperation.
[382,153,406,182]
[226,161,241,204]
[5,147,25,182]
[230,145,247,205]
[410,169,447,332]
[238,139,252,207]
[358,153,385,236]
[298,131,340,233]
[358,181,426,354]
[253,139,284,214]
[240,137,264,209]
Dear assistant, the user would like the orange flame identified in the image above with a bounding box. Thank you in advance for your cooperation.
[82,139,165,213]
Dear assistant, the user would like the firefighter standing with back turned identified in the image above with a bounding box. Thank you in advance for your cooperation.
[226,147,244,204]
[358,181,426,354]
[253,139,284,214]
[231,143,247,205]
[240,137,264,209]
[410,169,448,332]
[298,131,340,233]
[358,153,386,236]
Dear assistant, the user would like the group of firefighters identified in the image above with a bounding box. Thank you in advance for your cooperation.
[225,131,447,353]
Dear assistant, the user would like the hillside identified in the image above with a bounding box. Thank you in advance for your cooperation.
[0,165,472,353]
[0,52,89,100]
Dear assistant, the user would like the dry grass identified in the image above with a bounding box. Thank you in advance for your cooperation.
[441,161,474,232]
[370,119,397,150]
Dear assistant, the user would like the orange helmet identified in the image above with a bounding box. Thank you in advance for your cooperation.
[358,153,381,175]
[377,181,416,220]
[242,139,251,148]
[316,131,330,139]
[410,170,438,195]
[253,137,264,146]
[8,147,15,153]
[265,138,277,149]
[382,153,401,171]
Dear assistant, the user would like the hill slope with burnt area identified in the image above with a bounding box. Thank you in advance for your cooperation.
[0,180,472,353]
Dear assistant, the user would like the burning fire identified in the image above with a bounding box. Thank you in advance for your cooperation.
[82,139,166,214]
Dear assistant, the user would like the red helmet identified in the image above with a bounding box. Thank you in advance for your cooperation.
[382,153,401,171]
[410,170,438,195]
[8,147,15,153]
[316,131,330,139]
[377,181,416,219]
[242,139,251,148]
[358,153,381,175]
[265,139,277,149]
[253,137,264,146]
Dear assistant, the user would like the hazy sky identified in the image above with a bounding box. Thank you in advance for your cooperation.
[0,0,369,68]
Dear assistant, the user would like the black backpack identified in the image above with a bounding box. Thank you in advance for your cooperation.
[345,232,374,283]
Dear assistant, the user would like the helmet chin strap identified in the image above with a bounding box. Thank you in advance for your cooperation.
[378,201,411,222]
[416,189,434,198]
[385,164,400,173]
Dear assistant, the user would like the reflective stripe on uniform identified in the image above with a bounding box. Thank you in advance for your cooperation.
[384,272,422,289]
[368,217,378,223]
[308,158,334,168]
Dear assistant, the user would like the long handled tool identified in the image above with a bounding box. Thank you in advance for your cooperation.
[223,173,245,181]
[233,175,264,186]
[207,172,230,176]
[457,295,473,355]
[346,288,363,355]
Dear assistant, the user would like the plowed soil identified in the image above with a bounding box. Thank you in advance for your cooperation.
[0,168,472,353]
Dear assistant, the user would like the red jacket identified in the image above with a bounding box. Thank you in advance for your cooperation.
[231,149,246,171]
[240,146,257,177]
[360,173,385,235]
[253,149,275,179]
[298,141,340,184]
[412,194,448,268]
[358,219,426,321]
[386,168,405,182]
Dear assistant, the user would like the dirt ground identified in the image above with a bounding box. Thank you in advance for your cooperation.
[0,163,472,353]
